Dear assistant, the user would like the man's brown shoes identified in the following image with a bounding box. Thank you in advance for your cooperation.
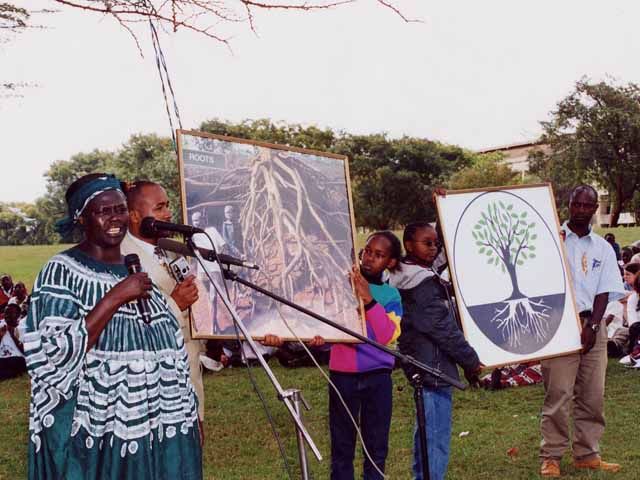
[540,459,560,477]
[574,457,621,472]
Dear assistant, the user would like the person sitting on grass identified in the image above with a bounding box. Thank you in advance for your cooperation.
[624,272,640,362]
[605,293,631,357]
[623,263,640,291]
[10,281,29,318]
[0,274,14,317]
[389,221,482,480]
[0,302,26,380]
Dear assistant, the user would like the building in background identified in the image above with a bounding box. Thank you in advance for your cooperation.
[477,141,636,227]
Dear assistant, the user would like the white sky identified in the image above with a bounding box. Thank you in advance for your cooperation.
[2,0,639,202]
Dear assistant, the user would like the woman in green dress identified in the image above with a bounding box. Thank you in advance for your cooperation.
[23,174,202,479]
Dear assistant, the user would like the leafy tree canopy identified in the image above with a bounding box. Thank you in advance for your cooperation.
[447,152,525,190]
[19,119,475,244]
[529,78,640,226]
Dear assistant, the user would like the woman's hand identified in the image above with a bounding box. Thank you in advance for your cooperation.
[349,264,373,304]
[110,273,153,305]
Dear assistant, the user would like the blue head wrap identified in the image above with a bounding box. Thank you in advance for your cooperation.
[55,174,123,237]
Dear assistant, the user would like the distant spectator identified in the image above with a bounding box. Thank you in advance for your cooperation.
[623,263,640,291]
[630,240,640,261]
[0,274,13,298]
[10,281,29,318]
[604,233,621,262]
[0,274,13,309]
[609,273,640,358]
[605,294,631,357]
[0,303,26,380]
[625,274,640,361]
[621,247,633,266]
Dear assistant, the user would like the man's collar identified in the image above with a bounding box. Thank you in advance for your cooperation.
[561,221,593,240]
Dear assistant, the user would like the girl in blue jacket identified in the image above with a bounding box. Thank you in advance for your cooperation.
[389,221,482,480]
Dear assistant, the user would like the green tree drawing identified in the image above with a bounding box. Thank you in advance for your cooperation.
[473,200,538,299]
[472,199,550,347]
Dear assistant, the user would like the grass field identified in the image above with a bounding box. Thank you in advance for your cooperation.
[1,361,637,479]
[0,227,639,479]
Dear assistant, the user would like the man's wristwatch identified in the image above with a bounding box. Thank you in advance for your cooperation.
[588,322,600,333]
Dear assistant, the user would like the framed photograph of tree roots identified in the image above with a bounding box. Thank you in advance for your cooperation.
[176,129,364,342]
[435,184,582,368]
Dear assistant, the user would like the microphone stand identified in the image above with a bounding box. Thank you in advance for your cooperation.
[184,236,323,477]
[221,268,467,480]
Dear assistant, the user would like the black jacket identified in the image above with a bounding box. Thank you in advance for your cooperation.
[395,273,480,388]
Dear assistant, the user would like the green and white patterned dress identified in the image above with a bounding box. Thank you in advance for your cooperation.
[24,247,202,480]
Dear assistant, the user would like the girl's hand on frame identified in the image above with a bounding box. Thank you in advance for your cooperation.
[261,334,284,347]
[307,335,325,348]
[349,264,373,304]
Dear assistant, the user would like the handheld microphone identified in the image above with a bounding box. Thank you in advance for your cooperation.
[140,217,204,238]
[157,238,260,270]
[124,254,152,324]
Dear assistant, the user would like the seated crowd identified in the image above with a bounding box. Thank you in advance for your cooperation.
[0,274,30,380]
[603,236,640,361]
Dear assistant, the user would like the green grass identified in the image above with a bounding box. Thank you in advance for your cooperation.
[1,361,637,479]
[0,244,72,289]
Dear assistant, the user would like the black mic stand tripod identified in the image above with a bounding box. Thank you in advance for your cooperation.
[221,267,467,480]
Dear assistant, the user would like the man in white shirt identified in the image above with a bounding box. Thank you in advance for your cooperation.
[539,185,626,477]
[119,181,207,442]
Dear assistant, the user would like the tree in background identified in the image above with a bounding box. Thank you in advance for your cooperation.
[447,152,523,190]
[337,134,473,228]
[202,119,475,229]
[19,119,474,244]
[110,134,181,220]
[530,78,640,226]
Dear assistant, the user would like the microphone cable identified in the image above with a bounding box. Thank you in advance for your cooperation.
[200,231,294,480]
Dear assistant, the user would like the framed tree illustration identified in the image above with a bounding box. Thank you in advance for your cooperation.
[176,129,365,342]
[435,184,582,367]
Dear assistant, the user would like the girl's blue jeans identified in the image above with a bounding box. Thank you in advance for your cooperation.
[413,386,453,480]
[328,370,393,480]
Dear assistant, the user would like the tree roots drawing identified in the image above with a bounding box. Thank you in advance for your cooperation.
[491,297,551,348]
[186,145,357,330]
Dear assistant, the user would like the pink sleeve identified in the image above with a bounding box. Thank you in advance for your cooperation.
[366,302,401,346]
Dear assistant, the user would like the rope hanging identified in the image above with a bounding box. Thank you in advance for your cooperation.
[149,19,183,151]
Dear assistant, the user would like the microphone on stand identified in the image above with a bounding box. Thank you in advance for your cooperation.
[140,217,204,238]
[157,238,260,270]
[124,254,153,324]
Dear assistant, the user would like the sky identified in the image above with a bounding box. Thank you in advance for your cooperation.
[2,0,640,202]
